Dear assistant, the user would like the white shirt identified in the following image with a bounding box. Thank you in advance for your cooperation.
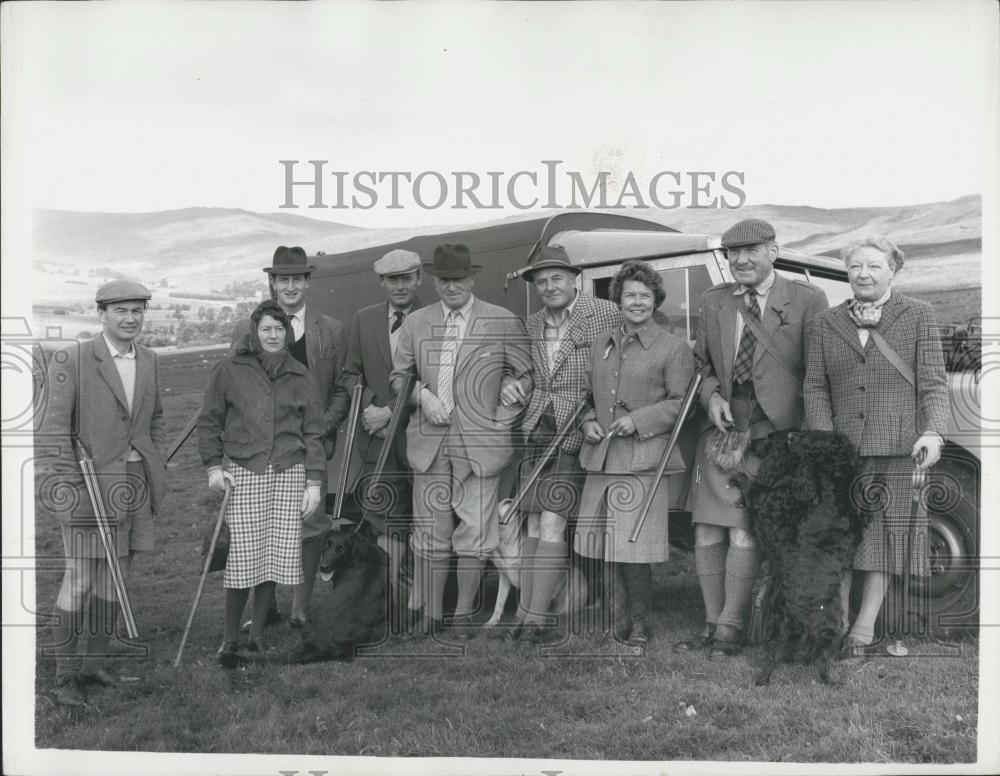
[542,293,578,373]
[388,304,413,357]
[103,333,143,461]
[732,270,776,364]
[288,305,306,342]
[439,295,476,342]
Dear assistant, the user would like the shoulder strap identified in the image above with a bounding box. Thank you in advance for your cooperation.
[869,330,916,387]
[735,306,802,378]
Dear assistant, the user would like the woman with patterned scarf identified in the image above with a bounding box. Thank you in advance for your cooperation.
[198,300,326,667]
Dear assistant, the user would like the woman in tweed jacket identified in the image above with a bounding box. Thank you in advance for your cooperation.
[199,301,327,667]
[803,236,949,654]
[576,261,695,646]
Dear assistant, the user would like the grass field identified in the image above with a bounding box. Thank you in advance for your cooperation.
[30,348,979,765]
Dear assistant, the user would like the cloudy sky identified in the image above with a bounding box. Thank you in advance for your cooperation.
[2,1,997,229]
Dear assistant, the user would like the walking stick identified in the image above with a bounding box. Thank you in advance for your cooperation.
[166,409,200,464]
[628,372,703,543]
[74,440,139,638]
[174,478,232,668]
[500,396,591,526]
[333,384,364,524]
[361,373,414,514]
[887,453,927,658]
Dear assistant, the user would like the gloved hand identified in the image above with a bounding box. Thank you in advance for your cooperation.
[207,466,235,494]
[301,481,321,518]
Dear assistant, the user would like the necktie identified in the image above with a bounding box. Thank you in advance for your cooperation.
[436,311,459,413]
[391,310,405,334]
[732,292,760,384]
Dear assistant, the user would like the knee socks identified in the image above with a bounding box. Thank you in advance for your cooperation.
[454,556,486,616]
[695,542,728,625]
[716,545,762,630]
[515,536,539,623]
[525,539,568,625]
[620,563,652,624]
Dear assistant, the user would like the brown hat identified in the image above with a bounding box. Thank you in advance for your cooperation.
[264,246,316,275]
[720,219,777,249]
[422,244,481,279]
[518,244,579,281]
[95,280,152,305]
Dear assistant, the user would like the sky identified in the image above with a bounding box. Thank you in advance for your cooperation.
[2,1,997,230]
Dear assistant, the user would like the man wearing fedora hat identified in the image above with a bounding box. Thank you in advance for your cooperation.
[336,248,426,627]
[232,246,348,630]
[498,244,621,644]
[679,218,827,658]
[391,243,531,638]
[38,280,168,706]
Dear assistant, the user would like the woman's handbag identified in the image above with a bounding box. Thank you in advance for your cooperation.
[200,518,229,573]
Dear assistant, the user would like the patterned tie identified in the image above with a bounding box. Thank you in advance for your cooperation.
[391,310,405,334]
[732,292,761,384]
[436,311,460,413]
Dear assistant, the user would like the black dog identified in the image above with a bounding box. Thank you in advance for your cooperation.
[732,430,864,686]
[291,523,388,663]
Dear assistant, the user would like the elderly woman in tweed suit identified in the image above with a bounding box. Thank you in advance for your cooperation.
[199,301,327,667]
[803,236,949,654]
[575,260,695,646]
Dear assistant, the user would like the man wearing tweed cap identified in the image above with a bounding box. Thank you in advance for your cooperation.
[678,218,828,658]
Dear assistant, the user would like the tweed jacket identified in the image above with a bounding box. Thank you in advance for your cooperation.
[231,306,347,435]
[579,321,695,474]
[694,273,828,432]
[37,335,168,521]
[519,293,622,456]
[390,297,531,476]
[803,292,949,457]
[337,299,426,483]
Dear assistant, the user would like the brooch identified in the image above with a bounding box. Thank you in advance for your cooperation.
[773,307,791,328]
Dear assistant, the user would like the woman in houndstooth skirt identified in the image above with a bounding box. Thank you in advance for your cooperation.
[199,300,327,666]
[804,237,949,654]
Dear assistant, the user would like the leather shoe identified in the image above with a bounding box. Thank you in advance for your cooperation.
[55,675,86,707]
[447,613,478,640]
[79,667,127,688]
[673,623,716,652]
[217,639,240,669]
[708,624,742,659]
[626,623,650,647]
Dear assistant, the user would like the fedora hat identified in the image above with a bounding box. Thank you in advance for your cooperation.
[263,246,316,275]
[518,244,579,281]
[422,243,481,279]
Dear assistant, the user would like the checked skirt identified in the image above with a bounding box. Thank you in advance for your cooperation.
[223,461,305,589]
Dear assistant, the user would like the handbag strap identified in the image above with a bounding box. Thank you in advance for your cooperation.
[735,306,802,378]
[869,330,916,387]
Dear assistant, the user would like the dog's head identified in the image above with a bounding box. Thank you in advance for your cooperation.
[317,525,377,585]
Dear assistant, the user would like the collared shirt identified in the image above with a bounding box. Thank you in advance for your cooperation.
[732,270,776,364]
[439,295,476,342]
[288,305,306,342]
[542,293,578,373]
[103,333,143,461]
[855,287,892,346]
[388,303,414,357]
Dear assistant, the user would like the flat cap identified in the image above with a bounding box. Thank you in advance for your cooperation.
[518,244,580,281]
[95,280,152,305]
[373,249,422,277]
[720,218,776,249]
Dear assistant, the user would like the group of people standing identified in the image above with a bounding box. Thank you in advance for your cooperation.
[40,216,949,703]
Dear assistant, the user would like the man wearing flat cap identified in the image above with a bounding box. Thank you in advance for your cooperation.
[498,244,621,644]
[678,218,828,658]
[232,246,348,629]
[391,243,531,639]
[38,280,168,706]
[335,248,426,626]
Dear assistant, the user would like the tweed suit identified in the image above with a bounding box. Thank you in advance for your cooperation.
[337,299,425,525]
[232,307,346,540]
[804,292,949,574]
[391,297,531,558]
[690,273,829,528]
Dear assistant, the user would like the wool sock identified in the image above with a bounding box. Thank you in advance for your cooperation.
[621,563,653,625]
[695,542,728,625]
[525,539,568,625]
[454,556,485,617]
[716,545,762,630]
[427,557,450,623]
[850,571,888,645]
[515,536,539,623]
[50,603,85,679]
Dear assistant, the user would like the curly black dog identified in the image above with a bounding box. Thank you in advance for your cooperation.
[291,522,387,663]
[732,430,864,686]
